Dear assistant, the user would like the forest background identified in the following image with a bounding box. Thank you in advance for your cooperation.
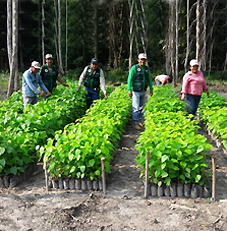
[0,0,226,99]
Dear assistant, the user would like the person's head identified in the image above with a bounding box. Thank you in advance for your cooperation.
[90,58,99,71]
[189,59,199,74]
[31,61,40,74]
[167,76,172,84]
[138,53,147,67]
[45,54,53,67]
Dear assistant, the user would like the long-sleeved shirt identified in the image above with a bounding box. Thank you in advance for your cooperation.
[78,66,107,94]
[127,64,153,92]
[22,68,49,97]
[181,71,208,96]
[155,74,169,84]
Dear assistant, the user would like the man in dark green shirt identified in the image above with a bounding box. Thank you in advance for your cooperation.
[127,53,153,129]
[40,54,69,94]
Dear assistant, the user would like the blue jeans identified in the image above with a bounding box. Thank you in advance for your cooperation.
[85,87,100,109]
[185,94,201,116]
[132,91,146,125]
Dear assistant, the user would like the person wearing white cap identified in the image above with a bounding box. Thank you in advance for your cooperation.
[22,61,51,108]
[78,58,107,109]
[127,53,153,129]
[40,54,69,93]
[181,59,209,118]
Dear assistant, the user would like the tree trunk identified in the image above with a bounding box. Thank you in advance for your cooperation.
[7,0,18,98]
[128,0,135,70]
[41,0,45,65]
[175,0,179,84]
[94,3,98,58]
[7,0,12,70]
[65,0,68,72]
[184,0,190,72]
[196,0,206,71]
[58,0,64,75]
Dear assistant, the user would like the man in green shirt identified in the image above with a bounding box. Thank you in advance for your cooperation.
[127,53,153,129]
[40,54,69,94]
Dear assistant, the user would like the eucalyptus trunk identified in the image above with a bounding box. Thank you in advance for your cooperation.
[196,0,206,71]
[41,0,45,64]
[7,0,19,98]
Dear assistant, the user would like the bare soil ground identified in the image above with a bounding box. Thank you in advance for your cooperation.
[1,90,227,231]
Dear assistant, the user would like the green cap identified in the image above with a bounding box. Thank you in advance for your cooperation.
[91,58,99,64]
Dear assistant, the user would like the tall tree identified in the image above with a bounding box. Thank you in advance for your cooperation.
[196,0,206,71]
[41,0,45,64]
[7,0,19,98]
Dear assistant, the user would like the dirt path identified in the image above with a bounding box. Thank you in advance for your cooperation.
[1,108,227,230]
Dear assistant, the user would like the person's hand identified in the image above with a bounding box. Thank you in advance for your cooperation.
[181,93,185,101]
[104,92,108,98]
[128,92,133,97]
[39,91,46,97]
[63,83,69,87]
[46,91,51,96]
[150,91,153,97]
[78,85,81,91]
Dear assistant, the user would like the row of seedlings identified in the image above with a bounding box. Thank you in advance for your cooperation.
[198,90,227,153]
[0,81,90,187]
[135,85,212,198]
[40,84,132,191]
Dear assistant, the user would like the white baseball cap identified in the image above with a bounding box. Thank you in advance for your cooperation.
[190,59,199,66]
[45,54,53,59]
[138,53,147,59]
[31,61,41,69]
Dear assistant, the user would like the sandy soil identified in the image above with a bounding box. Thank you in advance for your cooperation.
[1,91,227,231]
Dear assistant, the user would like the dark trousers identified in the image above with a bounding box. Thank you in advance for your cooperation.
[185,94,201,116]
[85,87,100,109]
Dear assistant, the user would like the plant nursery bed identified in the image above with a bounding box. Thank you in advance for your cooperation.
[1,113,227,230]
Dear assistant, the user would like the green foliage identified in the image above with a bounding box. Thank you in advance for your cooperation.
[136,85,212,186]
[0,81,88,176]
[198,90,227,149]
[105,68,129,84]
[42,84,132,180]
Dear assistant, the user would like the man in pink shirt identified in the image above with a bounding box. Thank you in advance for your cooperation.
[181,59,209,117]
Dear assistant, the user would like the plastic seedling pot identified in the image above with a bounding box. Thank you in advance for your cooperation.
[177,183,184,197]
[69,179,75,190]
[157,185,164,197]
[58,178,63,189]
[197,185,204,198]
[98,179,103,191]
[87,180,93,190]
[63,179,69,189]
[184,183,191,198]
[75,179,81,190]
[191,185,198,198]
[9,176,18,188]
[93,180,98,191]
[81,179,87,190]
[170,183,177,198]
[151,183,157,197]
[3,176,10,187]
[52,179,59,189]
[203,185,210,198]
[164,185,170,197]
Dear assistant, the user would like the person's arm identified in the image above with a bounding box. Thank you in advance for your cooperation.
[147,68,153,96]
[99,69,107,98]
[37,74,51,95]
[181,73,189,100]
[23,71,40,95]
[200,71,209,96]
[57,76,69,87]
[78,66,88,90]
[127,66,136,97]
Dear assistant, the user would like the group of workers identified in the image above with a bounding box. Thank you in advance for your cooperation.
[22,53,209,129]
